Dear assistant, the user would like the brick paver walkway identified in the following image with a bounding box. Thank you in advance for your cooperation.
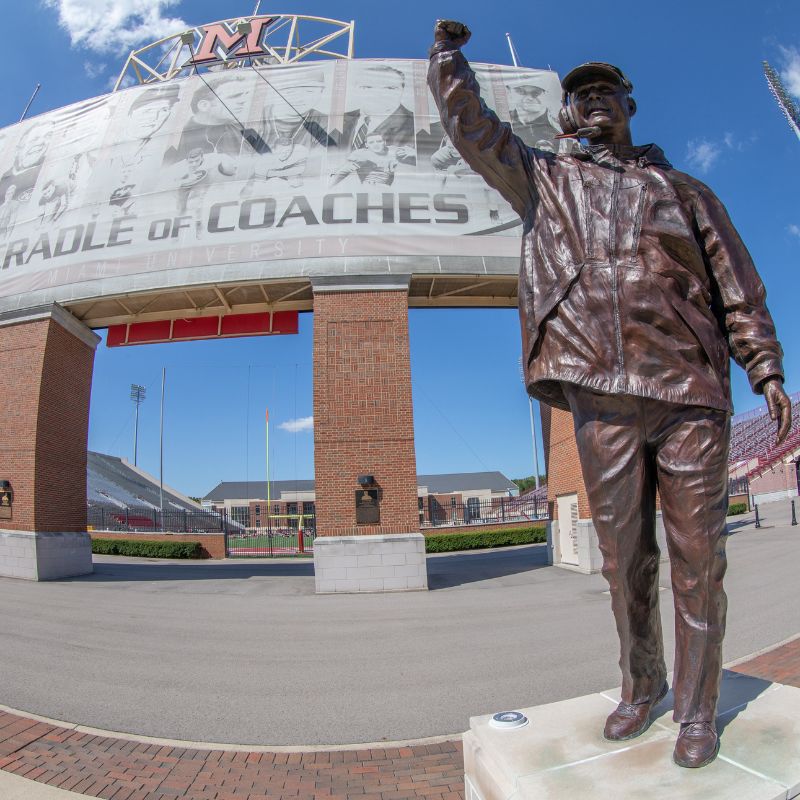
[729,635,800,686]
[1,635,797,799]
[0,725,464,800]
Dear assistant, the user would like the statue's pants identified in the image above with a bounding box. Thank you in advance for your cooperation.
[562,384,729,724]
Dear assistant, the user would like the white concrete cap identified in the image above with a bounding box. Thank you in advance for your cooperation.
[466,671,800,800]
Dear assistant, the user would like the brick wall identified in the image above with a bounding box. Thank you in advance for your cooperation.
[750,461,799,496]
[312,289,418,536]
[0,316,95,533]
[729,492,750,510]
[541,404,590,519]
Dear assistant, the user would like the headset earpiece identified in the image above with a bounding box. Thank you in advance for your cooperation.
[558,93,579,136]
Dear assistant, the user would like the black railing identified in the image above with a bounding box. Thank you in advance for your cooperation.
[88,503,236,534]
[420,495,548,528]
[728,476,750,497]
[225,526,317,557]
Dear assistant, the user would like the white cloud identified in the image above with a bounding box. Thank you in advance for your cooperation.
[788,224,800,238]
[43,0,189,53]
[686,139,721,174]
[82,60,107,78]
[779,46,800,100]
[278,416,314,433]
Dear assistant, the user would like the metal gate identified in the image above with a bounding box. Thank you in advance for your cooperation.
[225,517,316,557]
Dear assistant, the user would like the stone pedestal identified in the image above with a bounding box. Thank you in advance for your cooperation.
[546,512,669,574]
[463,670,800,800]
[314,533,427,593]
[0,530,92,580]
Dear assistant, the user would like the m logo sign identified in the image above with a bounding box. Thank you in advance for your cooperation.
[189,16,278,65]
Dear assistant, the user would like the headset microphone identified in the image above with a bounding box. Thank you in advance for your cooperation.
[555,125,601,140]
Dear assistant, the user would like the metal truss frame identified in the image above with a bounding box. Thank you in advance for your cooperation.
[65,275,519,329]
[113,14,355,91]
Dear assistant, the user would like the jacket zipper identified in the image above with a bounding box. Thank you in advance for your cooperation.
[608,170,625,386]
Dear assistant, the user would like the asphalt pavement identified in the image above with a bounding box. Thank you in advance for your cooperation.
[0,499,797,747]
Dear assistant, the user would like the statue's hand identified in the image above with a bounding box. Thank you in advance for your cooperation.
[434,19,471,47]
[763,377,792,446]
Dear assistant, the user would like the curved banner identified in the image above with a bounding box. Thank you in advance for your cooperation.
[0,59,563,311]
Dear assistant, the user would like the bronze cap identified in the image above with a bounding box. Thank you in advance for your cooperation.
[561,62,633,95]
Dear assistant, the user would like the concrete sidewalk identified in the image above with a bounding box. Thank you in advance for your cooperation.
[1,636,798,800]
[1,498,798,797]
[0,770,87,799]
[1,503,798,745]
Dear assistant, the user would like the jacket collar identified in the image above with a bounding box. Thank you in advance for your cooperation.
[575,142,672,169]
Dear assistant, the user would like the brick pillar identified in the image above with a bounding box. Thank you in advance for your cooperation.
[311,277,425,593]
[0,305,98,580]
[541,404,591,520]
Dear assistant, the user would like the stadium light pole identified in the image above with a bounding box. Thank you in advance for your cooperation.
[159,368,165,511]
[130,384,146,466]
[518,358,541,490]
[764,61,800,142]
[265,408,272,532]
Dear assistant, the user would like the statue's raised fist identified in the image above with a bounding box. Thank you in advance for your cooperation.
[434,19,471,47]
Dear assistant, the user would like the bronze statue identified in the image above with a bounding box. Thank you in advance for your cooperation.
[429,20,792,769]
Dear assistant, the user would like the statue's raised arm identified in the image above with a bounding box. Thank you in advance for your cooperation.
[427,19,537,221]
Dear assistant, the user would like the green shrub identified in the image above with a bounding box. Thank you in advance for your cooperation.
[424,526,546,553]
[727,502,747,517]
[91,538,203,559]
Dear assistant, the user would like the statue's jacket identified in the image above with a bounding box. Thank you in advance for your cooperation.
[429,43,784,412]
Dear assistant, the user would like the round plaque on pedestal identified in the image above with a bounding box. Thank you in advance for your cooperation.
[489,711,529,729]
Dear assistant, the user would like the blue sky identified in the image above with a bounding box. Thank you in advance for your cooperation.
[1,0,798,497]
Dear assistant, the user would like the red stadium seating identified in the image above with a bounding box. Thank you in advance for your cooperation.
[729,392,800,476]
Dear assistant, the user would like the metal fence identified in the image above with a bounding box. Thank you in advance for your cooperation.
[88,503,317,557]
[225,526,316,558]
[420,495,548,528]
[728,476,750,497]
[88,503,235,534]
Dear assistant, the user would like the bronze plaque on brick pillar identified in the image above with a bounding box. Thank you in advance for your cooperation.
[0,487,12,520]
[355,489,380,524]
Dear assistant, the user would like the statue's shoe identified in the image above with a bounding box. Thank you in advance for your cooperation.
[603,681,668,741]
[673,721,719,768]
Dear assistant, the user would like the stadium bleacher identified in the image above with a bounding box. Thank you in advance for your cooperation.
[729,391,800,474]
[87,451,201,512]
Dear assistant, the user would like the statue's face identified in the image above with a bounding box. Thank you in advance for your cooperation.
[570,79,633,138]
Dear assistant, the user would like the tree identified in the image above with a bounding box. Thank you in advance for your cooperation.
[513,475,547,493]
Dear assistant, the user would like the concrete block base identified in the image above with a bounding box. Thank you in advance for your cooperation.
[464,670,800,800]
[313,533,427,593]
[0,530,93,580]
[547,513,669,574]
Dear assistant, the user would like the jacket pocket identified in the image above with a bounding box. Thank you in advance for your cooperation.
[665,289,728,374]
[521,260,585,355]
